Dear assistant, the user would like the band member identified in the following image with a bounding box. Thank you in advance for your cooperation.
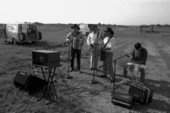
[66,24,84,73]
[87,25,101,70]
[100,27,115,82]
[124,42,148,82]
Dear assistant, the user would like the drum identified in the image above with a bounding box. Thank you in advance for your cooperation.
[126,63,135,72]
[126,63,141,79]
[72,38,82,50]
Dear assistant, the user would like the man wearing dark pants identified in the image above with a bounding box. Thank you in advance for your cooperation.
[70,48,81,71]
[124,42,148,82]
[66,24,84,73]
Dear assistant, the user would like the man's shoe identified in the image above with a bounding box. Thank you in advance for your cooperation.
[99,75,107,78]
[69,68,74,72]
[90,67,94,70]
[90,67,97,70]
[110,78,115,83]
[78,70,81,73]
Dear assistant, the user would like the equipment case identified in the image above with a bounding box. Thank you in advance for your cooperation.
[129,82,153,104]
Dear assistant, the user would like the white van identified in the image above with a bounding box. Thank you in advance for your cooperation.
[79,24,90,36]
[2,23,42,44]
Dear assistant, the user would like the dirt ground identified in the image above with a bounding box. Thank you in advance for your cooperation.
[0,25,170,113]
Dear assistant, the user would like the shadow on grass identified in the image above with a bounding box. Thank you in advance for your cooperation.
[133,99,170,112]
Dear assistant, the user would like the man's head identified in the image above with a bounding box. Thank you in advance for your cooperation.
[104,27,114,37]
[90,25,99,33]
[71,24,80,32]
[134,42,142,50]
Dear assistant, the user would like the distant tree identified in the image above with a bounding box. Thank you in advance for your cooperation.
[34,22,43,25]
[156,24,161,27]
[164,24,170,27]
[98,22,101,26]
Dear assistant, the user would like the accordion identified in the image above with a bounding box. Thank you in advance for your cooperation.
[72,38,83,50]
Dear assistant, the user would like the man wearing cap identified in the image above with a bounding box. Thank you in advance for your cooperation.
[87,25,101,70]
[66,24,84,72]
[99,27,116,82]
[124,42,148,82]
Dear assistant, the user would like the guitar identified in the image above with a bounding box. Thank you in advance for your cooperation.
[85,32,104,56]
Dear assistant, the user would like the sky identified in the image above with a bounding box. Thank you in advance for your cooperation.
[0,0,170,25]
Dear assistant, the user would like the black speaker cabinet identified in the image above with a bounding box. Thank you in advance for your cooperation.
[14,71,47,94]
[32,50,60,68]
[14,71,29,90]
[25,75,47,94]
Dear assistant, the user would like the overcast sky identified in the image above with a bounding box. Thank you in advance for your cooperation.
[0,0,170,25]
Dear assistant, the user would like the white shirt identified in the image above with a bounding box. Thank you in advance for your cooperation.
[87,32,100,46]
[103,36,115,52]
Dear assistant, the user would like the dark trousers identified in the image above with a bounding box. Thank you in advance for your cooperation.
[71,48,81,70]
[103,52,114,79]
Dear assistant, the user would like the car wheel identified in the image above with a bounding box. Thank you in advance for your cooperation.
[38,32,42,39]
[1,34,7,42]
[32,41,36,44]
[19,33,25,41]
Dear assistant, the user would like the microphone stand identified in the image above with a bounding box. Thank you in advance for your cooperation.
[112,54,127,93]
[66,42,73,79]
[90,46,98,84]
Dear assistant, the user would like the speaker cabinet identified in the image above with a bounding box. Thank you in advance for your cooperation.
[25,75,47,94]
[14,71,29,90]
[14,71,47,94]
[32,50,60,68]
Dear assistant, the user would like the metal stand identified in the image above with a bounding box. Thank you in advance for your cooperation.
[66,42,73,79]
[42,67,58,100]
[90,45,98,84]
[35,65,61,101]
[90,69,98,84]
[113,60,116,92]
[113,54,127,92]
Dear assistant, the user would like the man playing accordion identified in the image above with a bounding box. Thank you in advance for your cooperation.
[66,24,85,73]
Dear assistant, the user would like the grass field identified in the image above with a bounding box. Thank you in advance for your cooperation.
[0,24,170,113]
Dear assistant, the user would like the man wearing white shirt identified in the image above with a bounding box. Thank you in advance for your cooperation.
[87,25,101,70]
[100,27,115,82]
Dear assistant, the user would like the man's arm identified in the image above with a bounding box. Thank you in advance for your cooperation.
[80,33,85,47]
[66,32,72,42]
[130,49,136,62]
[87,34,91,47]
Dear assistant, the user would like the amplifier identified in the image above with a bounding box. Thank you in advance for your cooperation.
[32,50,60,68]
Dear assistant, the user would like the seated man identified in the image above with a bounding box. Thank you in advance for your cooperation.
[124,42,148,82]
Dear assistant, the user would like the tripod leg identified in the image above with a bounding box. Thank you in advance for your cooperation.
[58,68,69,88]
[66,44,73,79]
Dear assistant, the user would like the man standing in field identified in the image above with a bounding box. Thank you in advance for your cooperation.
[124,42,148,82]
[99,27,116,82]
[87,25,101,70]
[66,24,84,73]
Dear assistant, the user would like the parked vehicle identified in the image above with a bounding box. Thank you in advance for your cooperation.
[79,24,90,36]
[2,23,42,44]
